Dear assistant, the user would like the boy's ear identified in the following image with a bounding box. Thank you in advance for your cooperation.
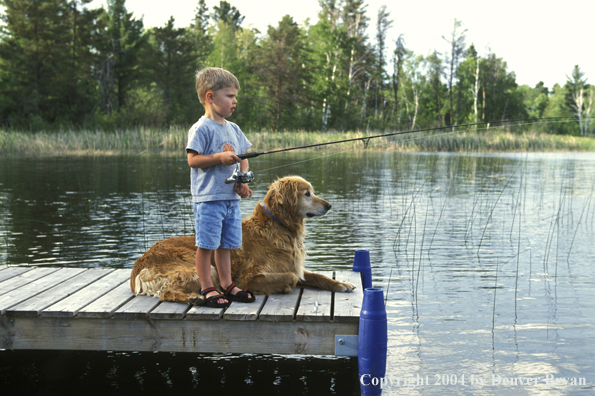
[205,91,213,103]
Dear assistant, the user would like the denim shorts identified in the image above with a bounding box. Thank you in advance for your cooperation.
[193,200,242,250]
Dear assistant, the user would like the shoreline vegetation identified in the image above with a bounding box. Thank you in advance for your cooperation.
[1,128,593,157]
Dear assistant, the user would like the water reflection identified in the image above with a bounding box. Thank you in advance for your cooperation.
[1,152,594,395]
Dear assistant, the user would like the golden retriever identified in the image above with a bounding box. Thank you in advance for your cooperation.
[130,176,356,305]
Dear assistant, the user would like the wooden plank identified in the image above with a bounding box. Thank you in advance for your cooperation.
[186,303,225,321]
[113,295,161,320]
[295,271,333,322]
[0,268,85,314]
[6,268,111,317]
[0,267,34,283]
[296,289,333,322]
[0,267,60,296]
[223,294,266,321]
[149,301,190,320]
[259,287,301,322]
[333,271,364,323]
[77,281,134,319]
[41,269,130,318]
[1,316,358,354]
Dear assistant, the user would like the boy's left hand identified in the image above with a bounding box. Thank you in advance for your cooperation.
[234,182,252,199]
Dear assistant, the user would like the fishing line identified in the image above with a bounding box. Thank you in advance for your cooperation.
[364,117,578,152]
[249,116,578,175]
[240,117,577,161]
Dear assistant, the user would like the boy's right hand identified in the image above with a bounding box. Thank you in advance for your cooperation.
[217,151,241,166]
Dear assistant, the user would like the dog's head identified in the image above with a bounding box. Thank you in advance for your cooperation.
[264,176,332,223]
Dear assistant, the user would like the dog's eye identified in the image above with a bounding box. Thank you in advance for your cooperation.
[304,191,311,197]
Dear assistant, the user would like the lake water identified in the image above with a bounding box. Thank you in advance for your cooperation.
[1,151,594,395]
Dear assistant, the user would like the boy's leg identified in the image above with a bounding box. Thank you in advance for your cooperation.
[214,248,252,299]
[196,247,227,304]
[217,200,252,298]
[194,201,228,304]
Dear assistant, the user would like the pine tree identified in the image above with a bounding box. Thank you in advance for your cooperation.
[442,19,466,128]
[0,0,71,125]
[96,0,145,114]
[257,15,308,130]
[188,0,213,70]
[144,16,196,126]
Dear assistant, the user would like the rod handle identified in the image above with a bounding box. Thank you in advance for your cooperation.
[237,152,262,160]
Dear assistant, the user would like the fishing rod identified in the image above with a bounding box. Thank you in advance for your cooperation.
[227,116,577,184]
[237,116,576,160]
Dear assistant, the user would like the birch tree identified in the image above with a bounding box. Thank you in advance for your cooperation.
[585,86,594,136]
[342,0,369,94]
[313,1,341,130]
[402,53,428,129]
[566,65,592,136]
[472,54,480,128]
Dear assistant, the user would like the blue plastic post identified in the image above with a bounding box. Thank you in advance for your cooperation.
[358,288,388,396]
[352,249,372,289]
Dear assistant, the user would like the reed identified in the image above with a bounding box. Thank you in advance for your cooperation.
[1,127,594,156]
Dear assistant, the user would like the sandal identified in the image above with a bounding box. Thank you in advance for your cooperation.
[222,283,256,303]
[200,287,230,308]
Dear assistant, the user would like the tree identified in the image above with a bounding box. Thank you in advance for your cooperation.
[565,65,592,136]
[519,81,549,119]
[402,53,428,129]
[471,47,480,127]
[479,52,526,124]
[390,35,406,126]
[339,0,374,130]
[0,0,106,127]
[424,50,446,127]
[309,2,351,130]
[456,44,479,125]
[211,1,244,28]
[257,15,308,130]
[206,1,244,70]
[442,19,466,128]
[373,5,392,123]
[341,0,370,121]
[96,0,146,114]
[188,0,213,70]
[143,16,196,126]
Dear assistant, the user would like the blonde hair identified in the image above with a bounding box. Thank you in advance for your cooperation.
[195,67,240,105]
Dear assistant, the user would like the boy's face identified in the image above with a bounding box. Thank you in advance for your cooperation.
[207,86,238,119]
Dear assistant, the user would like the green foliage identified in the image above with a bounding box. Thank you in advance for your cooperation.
[254,15,309,130]
[0,0,589,135]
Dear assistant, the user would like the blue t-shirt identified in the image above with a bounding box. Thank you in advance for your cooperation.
[186,116,252,202]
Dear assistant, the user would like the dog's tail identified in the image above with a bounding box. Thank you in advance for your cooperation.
[132,268,169,297]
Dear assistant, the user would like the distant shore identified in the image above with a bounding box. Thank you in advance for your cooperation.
[1,128,593,156]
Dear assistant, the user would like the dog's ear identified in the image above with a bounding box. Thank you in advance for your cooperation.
[266,178,299,217]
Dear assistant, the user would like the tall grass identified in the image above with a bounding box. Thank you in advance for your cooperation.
[1,127,593,156]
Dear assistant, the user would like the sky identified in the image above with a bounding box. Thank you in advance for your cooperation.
[84,0,593,89]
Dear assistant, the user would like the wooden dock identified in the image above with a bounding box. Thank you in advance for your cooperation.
[0,266,363,355]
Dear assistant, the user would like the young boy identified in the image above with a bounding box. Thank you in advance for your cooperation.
[186,67,255,307]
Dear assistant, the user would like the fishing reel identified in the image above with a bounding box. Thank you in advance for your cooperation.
[225,163,254,185]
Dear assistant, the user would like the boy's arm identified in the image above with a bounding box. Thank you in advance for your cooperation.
[239,158,249,172]
[187,149,241,168]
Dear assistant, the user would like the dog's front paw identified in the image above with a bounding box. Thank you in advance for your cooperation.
[282,285,293,293]
[188,295,206,306]
[335,281,356,292]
